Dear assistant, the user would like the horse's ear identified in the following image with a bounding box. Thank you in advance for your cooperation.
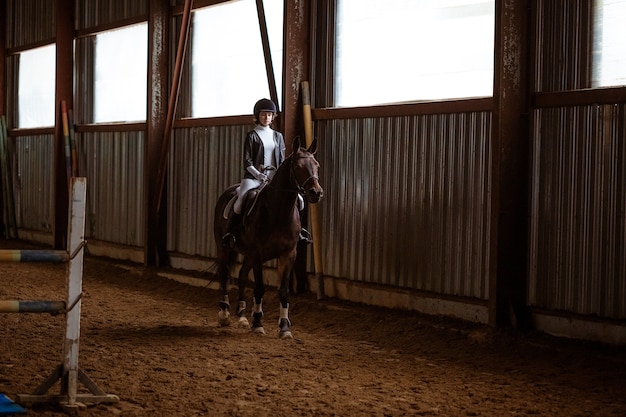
[307,138,318,154]
[292,136,301,152]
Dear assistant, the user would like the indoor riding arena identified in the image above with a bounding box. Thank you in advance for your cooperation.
[1,0,626,416]
[1,241,625,417]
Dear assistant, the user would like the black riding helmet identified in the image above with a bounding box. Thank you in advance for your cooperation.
[253,98,277,122]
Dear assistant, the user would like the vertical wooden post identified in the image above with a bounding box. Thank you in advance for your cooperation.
[301,81,324,299]
[64,177,86,405]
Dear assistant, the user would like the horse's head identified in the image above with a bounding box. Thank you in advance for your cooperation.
[289,137,324,203]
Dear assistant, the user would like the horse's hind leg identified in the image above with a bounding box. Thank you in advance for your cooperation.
[217,249,233,327]
[250,263,266,334]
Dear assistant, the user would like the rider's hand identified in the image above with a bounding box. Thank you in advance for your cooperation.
[257,173,268,182]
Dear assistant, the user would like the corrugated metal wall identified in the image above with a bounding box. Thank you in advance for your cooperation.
[76,132,146,246]
[4,0,625,329]
[530,105,626,318]
[76,0,147,30]
[166,125,249,257]
[316,113,492,299]
[12,135,55,232]
[4,0,55,236]
[530,0,626,320]
[533,0,591,92]
[5,0,55,48]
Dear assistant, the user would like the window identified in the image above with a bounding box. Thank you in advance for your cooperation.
[18,45,56,128]
[192,0,283,118]
[335,0,495,107]
[94,23,148,123]
[592,0,626,87]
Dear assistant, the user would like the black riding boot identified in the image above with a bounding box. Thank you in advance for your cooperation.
[221,212,240,248]
[299,228,313,244]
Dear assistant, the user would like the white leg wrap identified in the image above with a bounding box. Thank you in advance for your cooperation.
[237,301,246,313]
[279,304,290,325]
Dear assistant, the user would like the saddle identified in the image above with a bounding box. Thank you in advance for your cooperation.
[222,183,265,220]
[222,182,305,221]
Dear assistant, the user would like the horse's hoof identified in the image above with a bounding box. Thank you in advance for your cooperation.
[279,330,293,339]
[237,317,250,328]
[252,326,266,335]
[217,310,230,327]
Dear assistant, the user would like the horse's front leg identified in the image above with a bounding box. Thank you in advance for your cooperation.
[277,250,296,339]
[251,262,266,334]
[236,260,251,328]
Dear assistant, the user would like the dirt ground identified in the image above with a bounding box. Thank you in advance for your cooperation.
[1,242,625,416]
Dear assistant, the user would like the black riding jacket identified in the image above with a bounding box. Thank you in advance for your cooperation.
[242,129,286,179]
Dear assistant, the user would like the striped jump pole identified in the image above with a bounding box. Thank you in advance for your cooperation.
[0,249,69,263]
[0,177,119,410]
[0,300,66,314]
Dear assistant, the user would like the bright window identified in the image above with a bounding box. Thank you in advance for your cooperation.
[94,23,148,123]
[335,0,495,107]
[592,0,626,87]
[192,0,283,117]
[18,45,56,128]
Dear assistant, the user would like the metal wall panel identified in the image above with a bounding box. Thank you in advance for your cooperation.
[76,131,145,247]
[530,105,626,319]
[315,113,492,299]
[12,135,54,232]
[166,125,249,257]
[533,0,592,92]
[5,0,55,49]
[76,0,148,30]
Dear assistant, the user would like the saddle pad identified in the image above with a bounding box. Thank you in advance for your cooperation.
[0,394,26,415]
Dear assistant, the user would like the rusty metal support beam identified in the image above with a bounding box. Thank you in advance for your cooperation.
[53,0,75,249]
[0,2,5,117]
[145,0,173,266]
[489,0,531,328]
[282,0,310,147]
[283,0,311,292]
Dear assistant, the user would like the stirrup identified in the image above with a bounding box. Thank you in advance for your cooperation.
[221,233,236,248]
[299,228,313,244]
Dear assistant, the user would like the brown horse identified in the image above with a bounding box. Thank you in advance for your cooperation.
[213,137,323,338]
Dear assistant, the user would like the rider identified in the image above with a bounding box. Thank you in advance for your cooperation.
[221,98,312,247]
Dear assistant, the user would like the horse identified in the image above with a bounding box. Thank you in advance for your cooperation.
[213,137,323,338]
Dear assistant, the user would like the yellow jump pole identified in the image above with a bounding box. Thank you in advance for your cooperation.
[301,81,325,299]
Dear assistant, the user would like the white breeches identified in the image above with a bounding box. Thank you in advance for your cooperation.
[234,178,260,214]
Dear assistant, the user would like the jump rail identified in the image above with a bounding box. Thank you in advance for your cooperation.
[0,177,119,411]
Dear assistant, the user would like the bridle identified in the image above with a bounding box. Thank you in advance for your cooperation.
[289,154,319,196]
[264,153,319,196]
